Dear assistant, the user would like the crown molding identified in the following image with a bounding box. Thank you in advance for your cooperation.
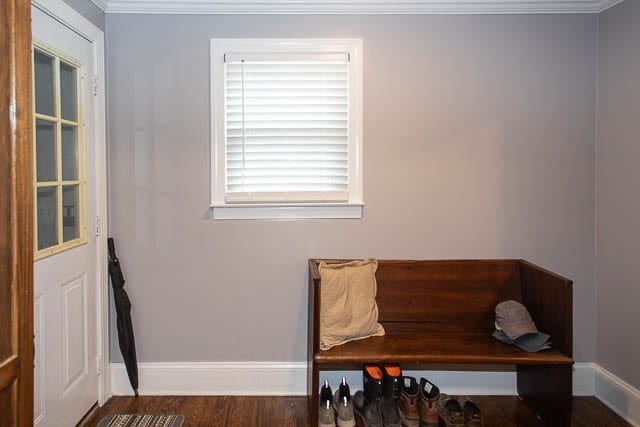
[90,0,108,11]
[100,0,626,14]
[595,0,625,12]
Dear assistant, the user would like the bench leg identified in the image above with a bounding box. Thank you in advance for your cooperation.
[308,361,319,427]
[517,364,572,427]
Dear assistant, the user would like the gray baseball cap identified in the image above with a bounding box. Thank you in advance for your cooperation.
[492,330,551,353]
[495,300,538,339]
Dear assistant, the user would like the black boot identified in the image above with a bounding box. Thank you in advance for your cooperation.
[381,363,402,427]
[353,364,384,427]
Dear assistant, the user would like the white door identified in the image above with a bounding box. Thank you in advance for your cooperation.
[32,5,99,426]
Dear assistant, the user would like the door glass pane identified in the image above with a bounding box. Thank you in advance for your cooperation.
[60,61,77,121]
[62,185,79,242]
[35,119,56,182]
[62,125,78,180]
[34,50,55,116]
[37,187,58,250]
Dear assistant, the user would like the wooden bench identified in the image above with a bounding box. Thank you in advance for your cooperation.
[307,259,573,427]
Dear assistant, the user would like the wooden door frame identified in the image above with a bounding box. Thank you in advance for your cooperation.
[31,0,110,405]
[1,0,33,425]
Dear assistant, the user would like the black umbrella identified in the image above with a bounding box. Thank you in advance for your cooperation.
[108,238,139,396]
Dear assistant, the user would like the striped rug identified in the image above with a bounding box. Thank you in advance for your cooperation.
[97,414,184,427]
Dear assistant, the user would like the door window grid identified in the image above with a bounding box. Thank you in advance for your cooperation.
[33,44,86,259]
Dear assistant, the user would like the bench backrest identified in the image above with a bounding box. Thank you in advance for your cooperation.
[309,258,573,357]
[312,259,523,334]
[374,260,522,334]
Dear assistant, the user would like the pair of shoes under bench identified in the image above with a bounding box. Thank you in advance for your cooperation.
[319,379,356,427]
[398,376,440,427]
[354,363,403,427]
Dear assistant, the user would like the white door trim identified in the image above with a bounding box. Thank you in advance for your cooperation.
[31,0,110,405]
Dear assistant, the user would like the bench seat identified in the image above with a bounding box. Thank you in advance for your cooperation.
[314,331,573,366]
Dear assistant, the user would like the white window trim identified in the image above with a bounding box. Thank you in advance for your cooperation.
[210,38,364,220]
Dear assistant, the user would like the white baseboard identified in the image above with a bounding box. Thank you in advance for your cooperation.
[111,361,639,425]
[111,362,307,396]
[573,362,597,396]
[593,365,640,427]
[111,361,596,397]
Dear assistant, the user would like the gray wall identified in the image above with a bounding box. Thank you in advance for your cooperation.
[62,0,105,31]
[106,14,597,363]
[596,0,640,389]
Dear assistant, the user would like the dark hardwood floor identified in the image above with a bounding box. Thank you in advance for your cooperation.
[81,396,630,426]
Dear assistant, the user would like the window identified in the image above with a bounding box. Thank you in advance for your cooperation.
[33,45,86,258]
[210,39,363,219]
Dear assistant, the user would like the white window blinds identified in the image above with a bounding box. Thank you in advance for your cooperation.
[224,53,350,203]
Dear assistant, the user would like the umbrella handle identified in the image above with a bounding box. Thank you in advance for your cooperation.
[108,237,117,261]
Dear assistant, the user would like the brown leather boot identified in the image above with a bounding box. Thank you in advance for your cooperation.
[458,396,484,427]
[438,394,464,427]
[398,376,420,427]
[417,378,440,427]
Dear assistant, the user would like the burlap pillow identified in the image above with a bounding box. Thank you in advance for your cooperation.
[318,259,385,351]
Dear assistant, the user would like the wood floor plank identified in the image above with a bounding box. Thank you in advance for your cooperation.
[82,396,631,427]
[182,396,209,425]
[469,396,521,427]
[281,396,306,427]
[198,395,229,427]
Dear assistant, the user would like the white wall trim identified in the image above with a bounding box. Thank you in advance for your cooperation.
[111,362,309,396]
[210,204,364,220]
[89,0,108,12]
[594,365,640,427]
[209,38,363,220]
[573,362,597,396]
[111,362,596,397]
[31,0,110,405]
[595,0,625,13]
[101,0,624,14]
[111,361,640,425]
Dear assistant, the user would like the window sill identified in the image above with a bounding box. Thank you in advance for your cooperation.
[210,203,364,220]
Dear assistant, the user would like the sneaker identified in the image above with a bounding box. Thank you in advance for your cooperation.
[458,396,484,427]
[418,378,440,427]
[333,377,356,427]
[319,380,336,427]
[381,364,402,427]
[437,394,464,427]
[398,377,420,427]
[353,364,384,427]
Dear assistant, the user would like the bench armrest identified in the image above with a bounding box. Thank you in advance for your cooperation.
[519,260,573,358]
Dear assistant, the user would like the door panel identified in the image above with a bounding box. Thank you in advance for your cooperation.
[34,295,45,424]
[62,275,87,392]
[0,0,34,426]
[32,4,98,426]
